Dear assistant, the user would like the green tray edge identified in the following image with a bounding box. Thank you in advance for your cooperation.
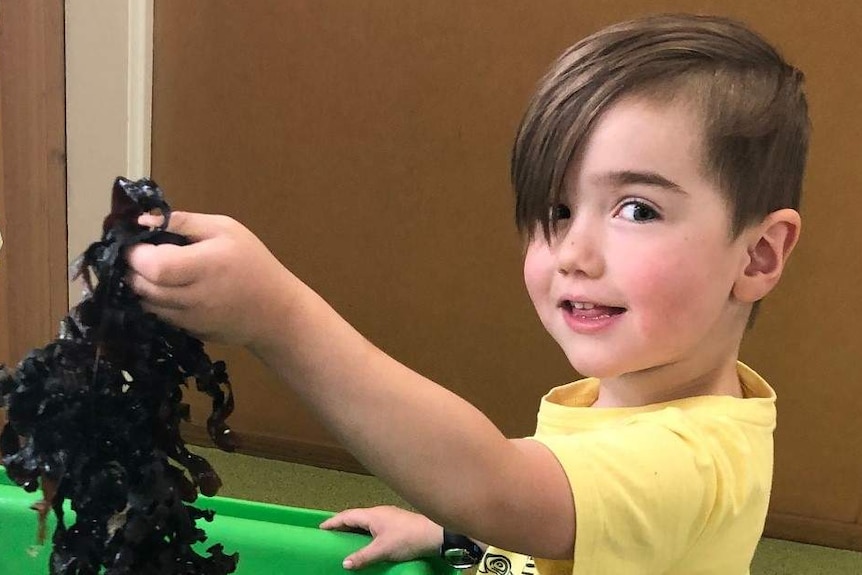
[0,465,459,574]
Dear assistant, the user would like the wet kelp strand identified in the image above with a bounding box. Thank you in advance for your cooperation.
[0,177,238,574]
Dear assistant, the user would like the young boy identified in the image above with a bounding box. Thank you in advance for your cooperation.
[127,13,808,575]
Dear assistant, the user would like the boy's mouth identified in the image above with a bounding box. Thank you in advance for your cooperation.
[560,300,626,318]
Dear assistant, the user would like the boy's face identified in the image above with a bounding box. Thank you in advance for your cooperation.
[523,96,752,382]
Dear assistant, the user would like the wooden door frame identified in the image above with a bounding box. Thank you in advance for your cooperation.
[0,3,68,372]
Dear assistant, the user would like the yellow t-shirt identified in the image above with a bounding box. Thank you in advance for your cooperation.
[480,362,775,575]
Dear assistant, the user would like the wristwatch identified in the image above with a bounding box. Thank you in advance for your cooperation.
[440,529,483,569]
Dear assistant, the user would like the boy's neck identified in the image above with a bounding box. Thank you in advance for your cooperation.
[591,355,743,408]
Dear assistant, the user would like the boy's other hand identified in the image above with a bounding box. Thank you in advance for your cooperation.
[319,506,443,570]
[126,211,293,348]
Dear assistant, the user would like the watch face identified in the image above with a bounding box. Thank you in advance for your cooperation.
[443,548,480,569]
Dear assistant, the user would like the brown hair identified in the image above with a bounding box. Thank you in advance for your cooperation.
[512,13,810,241]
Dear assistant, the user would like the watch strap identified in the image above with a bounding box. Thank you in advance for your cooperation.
[440,529,483,569]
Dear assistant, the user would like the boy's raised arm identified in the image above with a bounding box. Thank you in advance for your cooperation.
[127,211,576,560]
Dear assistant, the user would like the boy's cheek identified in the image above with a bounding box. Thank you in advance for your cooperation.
[625,256,725,336]
[625,255,702,310]
[522,246,552,294]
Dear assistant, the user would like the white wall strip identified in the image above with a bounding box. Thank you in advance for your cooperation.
[126,0,154,180]
[64,0,154,306]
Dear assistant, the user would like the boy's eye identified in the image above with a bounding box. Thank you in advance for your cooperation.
[549,203,571,221]
[616,200,659,222]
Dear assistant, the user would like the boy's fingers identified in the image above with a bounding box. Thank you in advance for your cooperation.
[137,213,166,229]
[127,270,190,310]
[318,516,343,530]
[126,243,202,287]
[138,301,184,328]
[319,509,370,533]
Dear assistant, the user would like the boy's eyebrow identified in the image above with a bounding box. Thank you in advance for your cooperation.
[594,170,687,194]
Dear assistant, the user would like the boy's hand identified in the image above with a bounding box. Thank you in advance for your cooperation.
[126,211,294,348]
[319,506,443,570]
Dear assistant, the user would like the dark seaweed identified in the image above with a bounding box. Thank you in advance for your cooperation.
[0,177,238,574]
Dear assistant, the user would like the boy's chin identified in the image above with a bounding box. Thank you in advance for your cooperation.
[566,356,628,380]
[566,350,669,380]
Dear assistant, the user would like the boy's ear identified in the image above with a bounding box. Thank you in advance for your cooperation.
[732,208,802,303]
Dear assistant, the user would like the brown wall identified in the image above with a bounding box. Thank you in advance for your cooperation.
[152,1,862,550]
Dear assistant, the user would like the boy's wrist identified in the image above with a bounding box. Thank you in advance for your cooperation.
[246,267,308,358]
[419,516,443,559]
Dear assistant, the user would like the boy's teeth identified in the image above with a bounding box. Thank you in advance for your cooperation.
[572,302,595,310]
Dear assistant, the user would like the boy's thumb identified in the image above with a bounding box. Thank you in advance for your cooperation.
[164,211,210,241]
[139,211,213,242]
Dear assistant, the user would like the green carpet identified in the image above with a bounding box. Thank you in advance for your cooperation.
[193,446,862,574]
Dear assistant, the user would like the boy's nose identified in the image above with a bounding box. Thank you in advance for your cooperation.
[554,220,605,278]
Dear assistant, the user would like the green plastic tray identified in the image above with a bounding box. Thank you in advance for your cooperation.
[0,470,455,574]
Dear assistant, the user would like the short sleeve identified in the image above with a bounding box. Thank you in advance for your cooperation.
[533,414,718,575]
